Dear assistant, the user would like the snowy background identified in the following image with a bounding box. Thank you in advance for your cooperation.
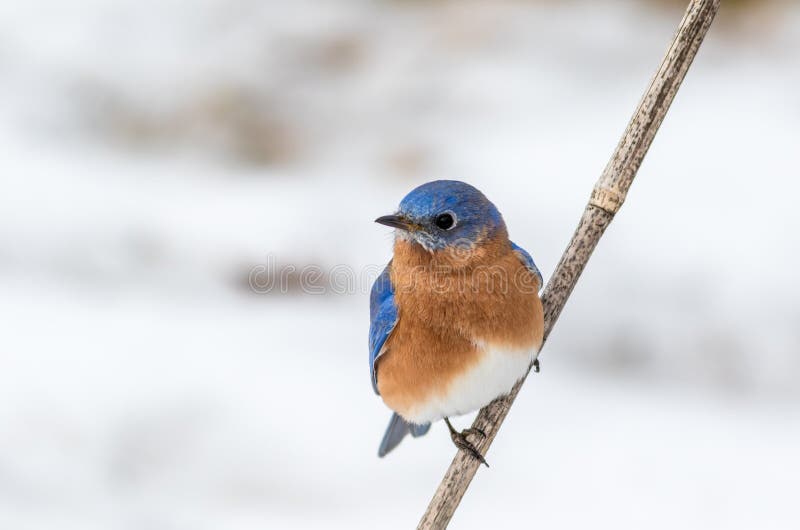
[1,0,799,528]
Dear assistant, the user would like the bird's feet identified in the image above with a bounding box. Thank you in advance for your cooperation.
[444,418,489,467]
[533,358,541,373]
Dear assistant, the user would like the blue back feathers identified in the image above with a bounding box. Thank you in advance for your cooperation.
[369,264,397,394]
[370,266,432,456]
[510,241,544,290]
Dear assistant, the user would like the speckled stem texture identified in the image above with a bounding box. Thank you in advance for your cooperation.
[418,1,720,528]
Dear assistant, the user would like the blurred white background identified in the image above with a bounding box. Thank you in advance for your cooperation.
[1,0,799,528]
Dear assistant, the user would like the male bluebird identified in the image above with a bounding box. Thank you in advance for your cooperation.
[370,180,544,465]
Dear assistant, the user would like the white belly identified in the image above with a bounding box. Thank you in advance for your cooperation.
[404,344,538,425]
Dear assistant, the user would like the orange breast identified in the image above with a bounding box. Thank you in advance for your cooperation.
[376,235,544,420]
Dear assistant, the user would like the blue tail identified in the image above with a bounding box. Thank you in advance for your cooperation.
[378,413,431,457]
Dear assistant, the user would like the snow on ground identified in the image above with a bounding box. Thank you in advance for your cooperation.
[1,283,799,529]
[1,0,799,528]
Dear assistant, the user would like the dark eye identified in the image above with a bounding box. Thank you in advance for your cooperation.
[434,212,455,230]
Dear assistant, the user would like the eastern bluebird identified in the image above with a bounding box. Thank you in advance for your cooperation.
[370,180,544,465]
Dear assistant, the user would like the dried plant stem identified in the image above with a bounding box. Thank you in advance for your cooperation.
[418,1,720,528]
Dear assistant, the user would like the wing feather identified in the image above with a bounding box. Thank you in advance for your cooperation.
[369,263,397,394]
[510,241,543,290]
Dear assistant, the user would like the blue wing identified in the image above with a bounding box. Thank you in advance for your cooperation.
[510,241,543,290]
[369,263,398,394]
[369,264,432,455]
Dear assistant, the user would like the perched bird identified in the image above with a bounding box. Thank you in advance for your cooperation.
[370,180,544,464]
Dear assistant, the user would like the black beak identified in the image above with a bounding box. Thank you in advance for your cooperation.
[375,214,416,231]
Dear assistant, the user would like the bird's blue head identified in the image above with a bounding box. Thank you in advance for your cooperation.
[375,180,506,252]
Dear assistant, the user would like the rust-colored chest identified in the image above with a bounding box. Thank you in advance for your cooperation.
[376,237,544,419]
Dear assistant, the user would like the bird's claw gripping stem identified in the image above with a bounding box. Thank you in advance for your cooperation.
[445,418,489,467]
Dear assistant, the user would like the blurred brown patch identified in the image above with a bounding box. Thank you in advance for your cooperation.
[308,34,365,73]
[198,86,300,166]
[382,143,432,176]
[649,0,787,34]
[79,82,301,167]
[234,258,330,297]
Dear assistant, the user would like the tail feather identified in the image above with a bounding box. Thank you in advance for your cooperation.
[378,413,431,457]
[409,421,431,438]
